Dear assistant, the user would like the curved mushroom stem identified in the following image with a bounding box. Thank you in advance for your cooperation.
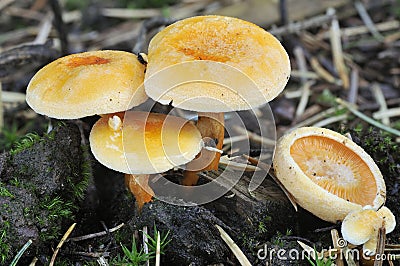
[182,112,224,186]
[125,174,155,211]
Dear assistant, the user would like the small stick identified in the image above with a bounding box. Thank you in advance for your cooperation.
[49,223,77,266]
[143,226,150,266]
[336,98,400,137]
[290,70,319,80]
[101,8,160,19]
[290,107,337,130]
[313,114,348,127]
[371,83,390,125]
[373,108,400,120]
[330,229,344,266]
[269,11,336,37]
[34,12,53,44]
[310,57,337,84]
[215,225,252,266]
[295,80,314,120]
[49,0,68,55]
[279,0,288,25]
[67,223,124,242]
[374,226,386,266]
[155,231,161,266]
[354,0,385,41]
[232,126,275,146]
[294,46,308,85]
[317,20,399,40]
[347,67,359,104]
[329,8,349,89]
[28,257,38,266]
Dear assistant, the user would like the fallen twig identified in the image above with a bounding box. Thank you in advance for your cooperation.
[215,224,252,266]
[49,223,77,266]
[336,98,400,137]
[67,223,125,242]
[328,8,349,89]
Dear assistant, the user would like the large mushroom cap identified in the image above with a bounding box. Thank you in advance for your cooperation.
[144,15,290,112]
[26,50,148,119]
[89,111,203,174]
[273,127,386,223]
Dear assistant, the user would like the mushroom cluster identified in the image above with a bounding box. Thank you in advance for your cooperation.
[25,15,290,207]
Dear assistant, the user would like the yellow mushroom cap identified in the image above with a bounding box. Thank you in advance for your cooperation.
[341,208,381,245]
[273,127,386,223]
[377,206,396,233]
[144,15,290,112]
[26,50,148,119]
[89,111,203,174]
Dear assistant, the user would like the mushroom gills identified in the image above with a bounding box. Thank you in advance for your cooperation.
[290,136,377,206]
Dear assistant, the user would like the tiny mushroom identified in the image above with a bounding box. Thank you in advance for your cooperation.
[341,206,396,256]
[26,50,147,118]
[89,111,203,208]
[273,127,386,223]
[144,15,290,184]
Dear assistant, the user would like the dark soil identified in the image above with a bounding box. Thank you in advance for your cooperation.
[0,0,399,265]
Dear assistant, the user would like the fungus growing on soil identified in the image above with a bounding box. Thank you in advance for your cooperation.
[25,50,155,207]
[144,15,290,185]
[89,111,203,208]
[273,127,386,223]
[26,50,147,119]
[341,206,396,256]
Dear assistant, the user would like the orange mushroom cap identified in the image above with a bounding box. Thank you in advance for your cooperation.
[144,15,290,112]
[89,111,203,174]
[26,50,148,119]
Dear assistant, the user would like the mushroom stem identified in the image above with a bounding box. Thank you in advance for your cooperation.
[124,174,154,211]
[182,112,224,186]
[196,112,225,170]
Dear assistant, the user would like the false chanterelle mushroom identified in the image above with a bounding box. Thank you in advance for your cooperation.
[273,126,386,223]
[144,15,290,185]
[89,111,203,209]
[26,50,147,118]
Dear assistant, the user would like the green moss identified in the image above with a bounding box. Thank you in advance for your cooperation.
[9,133,41,156]
[0,183,14,198]
[65,145,92,201]
[0,221,11,264]
[36,196,76,241]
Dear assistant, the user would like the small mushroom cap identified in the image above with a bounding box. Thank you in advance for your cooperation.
[27,50,148,119]
[341,209,381,245]
[377,206,396,233]
[144,15,290,112]
[89,111,203,174]
[273,127,386,223]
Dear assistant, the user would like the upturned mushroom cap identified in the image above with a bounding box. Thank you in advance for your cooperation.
[273,127,386,223]
[341,208,381,245]
[377,206,396,233]
[27,50,148,119]
[144,15,290,112]
[89,111,203,174]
